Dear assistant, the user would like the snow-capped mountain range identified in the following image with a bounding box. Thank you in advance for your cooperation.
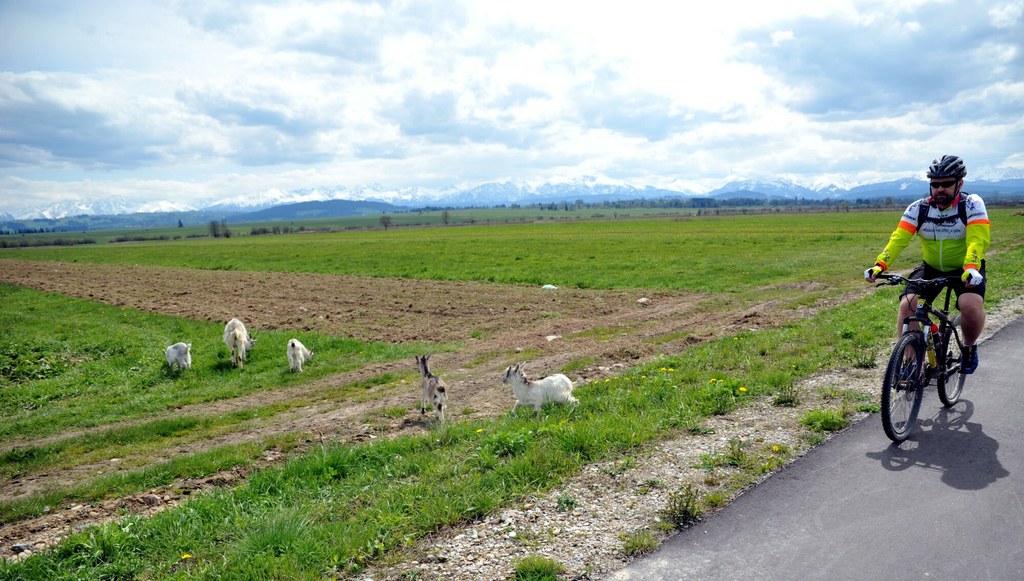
[4,168,1024,221]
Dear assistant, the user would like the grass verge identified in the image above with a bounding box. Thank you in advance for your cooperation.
[1,284,925,579]
[0,284,451,443]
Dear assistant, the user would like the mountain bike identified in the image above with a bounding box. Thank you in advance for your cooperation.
[875,273,968,442]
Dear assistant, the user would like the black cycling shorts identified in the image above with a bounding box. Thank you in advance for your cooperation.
[901,259,986,302]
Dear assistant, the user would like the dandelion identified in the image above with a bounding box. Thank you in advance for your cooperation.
[668,367,675,372]
[605,378,610,383]
[181,553,193,560]
[641,375,647,380]
[772,445,781,453]
[476,428,484,433]
[660,367,667,372]
[709,378,717,383]
[739,387,747,393]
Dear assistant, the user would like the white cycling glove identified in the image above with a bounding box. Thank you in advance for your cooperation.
[962,268,984,287]
[864,265,883,282]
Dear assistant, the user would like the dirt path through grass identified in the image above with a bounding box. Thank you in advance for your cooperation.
[0,258,855,561]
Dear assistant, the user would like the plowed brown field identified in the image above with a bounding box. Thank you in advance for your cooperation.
[0,257,838,559]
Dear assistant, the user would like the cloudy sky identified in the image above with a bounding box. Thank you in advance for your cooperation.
[1,0,1022,215]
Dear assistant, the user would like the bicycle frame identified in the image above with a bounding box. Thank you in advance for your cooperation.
[876,273,968,442]
[893,276,964,381]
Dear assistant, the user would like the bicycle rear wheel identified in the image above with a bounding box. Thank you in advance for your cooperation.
[881,332,926,442]
[937,315,966,406]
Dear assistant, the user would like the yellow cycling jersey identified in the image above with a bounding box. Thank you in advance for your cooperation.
[874,192,990,273]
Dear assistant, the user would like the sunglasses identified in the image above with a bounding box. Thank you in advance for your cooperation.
[930,180,957,189]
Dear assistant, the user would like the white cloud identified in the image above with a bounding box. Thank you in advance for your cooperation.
[989,1,1023,27]
[771,30,795,46]
[0,0,1021,215]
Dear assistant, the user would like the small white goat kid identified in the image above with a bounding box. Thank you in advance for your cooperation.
[223,317,256,368]
[415,354,448,423]
[287,338,314,372]
[501,362,579,418]
[164,342,192,371]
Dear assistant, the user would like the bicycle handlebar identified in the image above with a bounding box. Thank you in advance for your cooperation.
[875,272,961,290]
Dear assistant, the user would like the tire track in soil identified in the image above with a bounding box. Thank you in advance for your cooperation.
[0,258,805,560]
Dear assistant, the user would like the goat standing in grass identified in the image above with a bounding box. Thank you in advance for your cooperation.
[223,318,256,368]
[287,338,314,372]
[164,342,192,371]
[502,362,579,418]
[415,354,448,424]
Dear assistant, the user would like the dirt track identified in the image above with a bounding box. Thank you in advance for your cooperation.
[0,258,814,560]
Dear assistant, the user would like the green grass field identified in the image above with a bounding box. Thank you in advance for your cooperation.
[2,209,1023,578]
[0,203,743,247]
[6,208,1024,299]
[0,210,958,290]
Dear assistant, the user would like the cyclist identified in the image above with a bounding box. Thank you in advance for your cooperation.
[864,155,991,374]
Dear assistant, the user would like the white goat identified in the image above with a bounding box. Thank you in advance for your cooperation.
[415,354,448,423]
[164,342,192,371]
[287,338,314,372]
[223,317,256,368]
[501,362,579,418]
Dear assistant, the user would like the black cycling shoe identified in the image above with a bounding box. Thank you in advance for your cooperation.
[962,345,979,374]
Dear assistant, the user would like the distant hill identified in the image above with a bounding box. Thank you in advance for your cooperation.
[840,178,1024,202]
[5,176,1024,234]
[708,179,821,200]
[236,199,400,221]
[960,179,1024,200]
[0,210,223,234]
[448,182,691,206]
[708,189,776,201]
[0,199,403,233]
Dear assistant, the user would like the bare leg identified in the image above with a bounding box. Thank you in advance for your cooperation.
[957,293,986,346]
[898,294,919,336]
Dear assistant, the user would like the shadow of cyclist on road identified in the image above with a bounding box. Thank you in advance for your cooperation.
[866,399,1009,490]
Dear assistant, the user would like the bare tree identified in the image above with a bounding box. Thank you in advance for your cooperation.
[379,215,393,230]
[441,210,450,225]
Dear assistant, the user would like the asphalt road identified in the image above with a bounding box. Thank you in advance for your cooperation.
[610,315,1024,581]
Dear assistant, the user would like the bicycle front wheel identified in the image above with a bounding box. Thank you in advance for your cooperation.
[881,332,926,442]
[937,315,967,407]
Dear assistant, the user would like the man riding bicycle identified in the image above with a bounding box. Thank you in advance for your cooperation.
[865,155,991,374]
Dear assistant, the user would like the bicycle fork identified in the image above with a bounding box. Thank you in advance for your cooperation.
[903,309,939,380]
[924,323,939,370]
